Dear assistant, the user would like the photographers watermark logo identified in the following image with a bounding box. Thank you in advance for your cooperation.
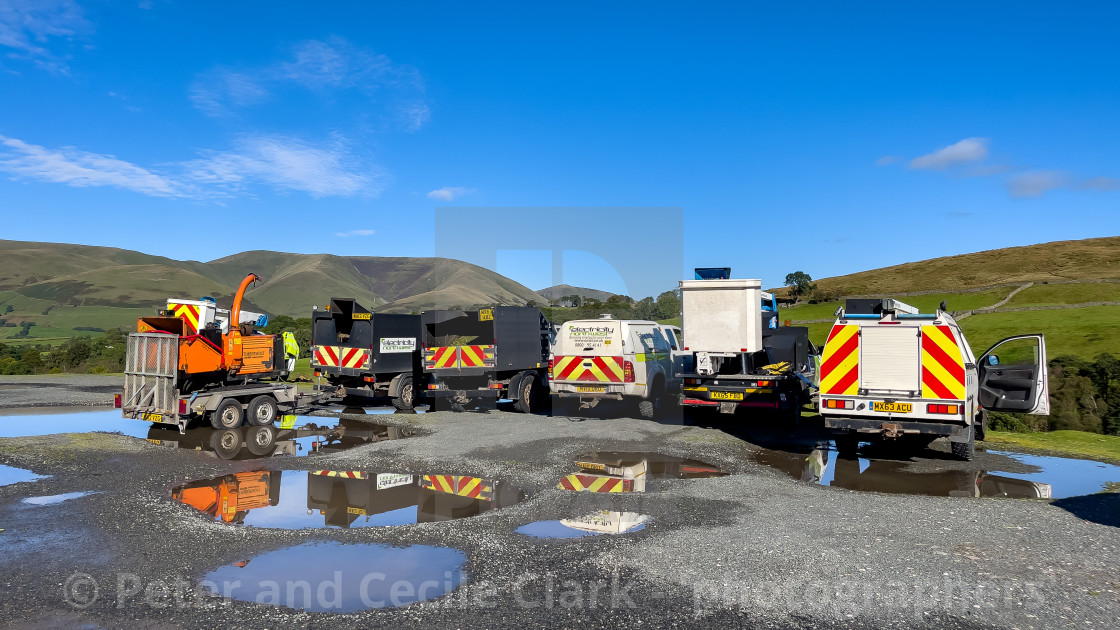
[63,572,99,609]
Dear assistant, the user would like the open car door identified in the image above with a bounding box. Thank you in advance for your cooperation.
[977,335,1049,415]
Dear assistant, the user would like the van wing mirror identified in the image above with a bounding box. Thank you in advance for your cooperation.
[977,334,1049,415]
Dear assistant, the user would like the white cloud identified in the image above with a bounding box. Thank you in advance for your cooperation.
[0,0,88,72]
[183,134,383,198]
[0,134,192,197]
[1007,170,1070,199]
[427,187,474,201]
[334,229,375,237]
[910,137,989,170]
[0,133,384,200]
[190,37,428,129]
[1079,176,1120,192]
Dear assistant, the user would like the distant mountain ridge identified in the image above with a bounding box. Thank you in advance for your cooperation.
[537,284,617,303]
[0,240,548,322]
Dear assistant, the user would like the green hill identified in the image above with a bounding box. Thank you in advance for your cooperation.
[0,240,547,343]
[777,236,1120,360]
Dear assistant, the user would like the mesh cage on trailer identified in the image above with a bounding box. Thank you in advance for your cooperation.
[123,333,180,420]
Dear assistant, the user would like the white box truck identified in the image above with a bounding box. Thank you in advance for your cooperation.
[677,269,816,420]
[819,298,1049,460]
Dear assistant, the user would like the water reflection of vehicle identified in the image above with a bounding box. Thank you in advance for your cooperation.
[172,470,282,524]
[557,452,726,493]
[756,448,1052,498]
[305,471,526,528]
[561,510,649,534]
[146,419,413,460]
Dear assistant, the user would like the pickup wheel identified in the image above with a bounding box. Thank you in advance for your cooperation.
[951,424,976,461]
[246,395,279,426]
[209,429,242,459]
[211,399,244,430]
[514,373,538,413]
[392,374,415,411]
[638,378,664,420]
[245,425,277,456]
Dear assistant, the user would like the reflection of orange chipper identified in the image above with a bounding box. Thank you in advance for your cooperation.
[172,470,281,524]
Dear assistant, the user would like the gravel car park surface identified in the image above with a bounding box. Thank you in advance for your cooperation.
[0,375,1117,629]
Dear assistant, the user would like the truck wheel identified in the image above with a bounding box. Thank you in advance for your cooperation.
[514,373,538,413]
[246,426,277,456]
[211,399,243,430]
[638,379,664,420]
[246,395,279,426]
[786,391,802,423]
[392,375,415,411]
[209,429,242,459]
[951,424,975,461]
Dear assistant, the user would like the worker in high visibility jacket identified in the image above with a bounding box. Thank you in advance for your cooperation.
[282,331,299,376]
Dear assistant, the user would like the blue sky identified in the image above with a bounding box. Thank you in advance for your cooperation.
[1,1,1117,297]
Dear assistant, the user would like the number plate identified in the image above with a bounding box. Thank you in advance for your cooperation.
[710,391,744,401]
[873,402,913,413]
[577,462,605,471]
[577,386,605,393]
[347,507,367,515]
[141,412,163,422]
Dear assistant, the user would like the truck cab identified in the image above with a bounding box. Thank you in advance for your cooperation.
[549,316,680,419]
[819,298,1049,460]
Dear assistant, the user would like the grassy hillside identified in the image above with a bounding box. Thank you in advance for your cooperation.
[804,236,1120,296]
[0,240,548,342]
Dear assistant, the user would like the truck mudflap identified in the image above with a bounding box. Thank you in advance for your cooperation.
[425,388,503,400]
[823,415,970,439]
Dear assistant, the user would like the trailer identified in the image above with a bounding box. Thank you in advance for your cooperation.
[119,331,319,432]
[676,269,817,420]
[310,298,423,410]
[421,306,551,412]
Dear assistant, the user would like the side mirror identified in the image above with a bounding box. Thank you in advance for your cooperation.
[987,355,999,366]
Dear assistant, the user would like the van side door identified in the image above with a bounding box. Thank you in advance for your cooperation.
[977,335,1049,415]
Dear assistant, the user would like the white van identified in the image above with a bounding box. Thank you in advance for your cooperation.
[549,317,680,418]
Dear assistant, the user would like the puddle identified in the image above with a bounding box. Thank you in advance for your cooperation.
[0,408,152,439]
[172,469,527,528]
[22,491,98,505]
[0,463,48,487]
[146,419,417,460]
[202,541,466,611]
[558,452,727,493]
[517,511,650,539]
[753,446,1120,499]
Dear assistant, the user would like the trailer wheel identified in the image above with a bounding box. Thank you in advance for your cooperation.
[211,399,244,430]
[209,429,242,459]
[392,375,415,411]
[246,395,279,426]
[514,373,538,413]
[951,424,975,461]
[246,426,277,456]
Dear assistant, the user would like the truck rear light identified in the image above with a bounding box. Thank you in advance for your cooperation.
[623,361,635,383]
[314,371,322,377]
[114,394,122,409]
[823,399,855,410]
[178,400,188,415]
[363,376,375,383]
[685,378,699,385]
[756,380,772,387]
[622,479,635,492]
[927,404,960,414]
[489,383,503,389]
[683,347,689,351]
[548,358,554,377]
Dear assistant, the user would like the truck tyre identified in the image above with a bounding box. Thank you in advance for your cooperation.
[211,399,244,430]
[786,391,802,423]
[246,395,279,426]
[976,409,988,442]
[209,429,242,459]
[392,374,415,411]
[268,470,283,506]
[951,424,975,461]
[246,426,277,456]
[638,378,663,420]
[514,373,538,414]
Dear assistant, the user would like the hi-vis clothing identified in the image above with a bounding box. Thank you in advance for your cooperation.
[282,331,300,359]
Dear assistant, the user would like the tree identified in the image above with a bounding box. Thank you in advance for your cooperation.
[784,271,816,297]
[655,290,681,320]
[633,297,658,320]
